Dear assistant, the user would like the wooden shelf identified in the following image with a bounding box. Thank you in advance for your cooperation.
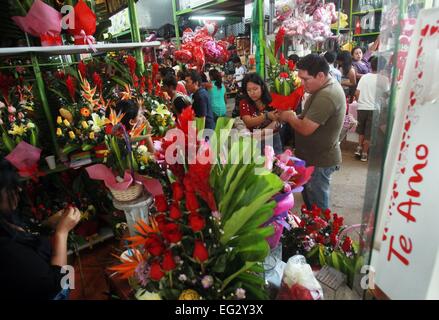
[0,42,161,57]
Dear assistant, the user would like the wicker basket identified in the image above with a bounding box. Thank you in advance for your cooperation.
[109,183,143,202]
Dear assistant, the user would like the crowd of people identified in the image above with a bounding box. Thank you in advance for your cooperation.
[0,41,389,300]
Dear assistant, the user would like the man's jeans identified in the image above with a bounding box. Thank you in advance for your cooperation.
[302,165,340,210]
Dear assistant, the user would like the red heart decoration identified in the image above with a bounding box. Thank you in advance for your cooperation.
[415,60,419,68]
[401,167,406,174]
[400,141,406,151]
[385,228,389,232]
[398,153,402,161]
[430,25,439,35]
[405,120,411,131]
[421,24,430,36]
[410,91,415,99]
[382,235,387,241]
[410,98,417,106]
[418,71,423,79]
[417,47,423,57]
[418,38,423,46]
[402,132,407,140]
[393,191,399,199]
[393,182,398,190]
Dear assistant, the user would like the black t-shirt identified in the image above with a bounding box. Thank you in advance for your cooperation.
[0,220,63,299]
[192,88,215,130]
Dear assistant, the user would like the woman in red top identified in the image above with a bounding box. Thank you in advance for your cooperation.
[239,73,283,154]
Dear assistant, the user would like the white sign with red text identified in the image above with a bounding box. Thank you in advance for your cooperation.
[372,8,439,300]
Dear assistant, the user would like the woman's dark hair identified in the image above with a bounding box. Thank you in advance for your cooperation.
[114,99,139,129]
[288,54,300,64]
[177,70,186,81]
[336,51,353,76]
[159,67,175,78]
[296,54,329,77]
[0,159,21,214]
[369,56,378,72]
[209,69,222,89]
[351,46,364,56]
[324,51,337,64]
[186,69,203,86]
[162,74,178,89]
[232,56,242,64]
[242,73,272,106]
[173,96,191,114]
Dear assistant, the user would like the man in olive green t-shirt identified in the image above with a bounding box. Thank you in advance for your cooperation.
[280,54,346,210]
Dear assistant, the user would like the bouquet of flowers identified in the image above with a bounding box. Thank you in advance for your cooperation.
[282,205,363,287]
[109,113,285,300]
[265,27,304,110]
[0,78,39,155]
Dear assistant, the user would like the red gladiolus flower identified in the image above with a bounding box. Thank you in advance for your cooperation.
[92,72,103,94]
[154,194,168,212]
[66,75,76,102]
[185,192,199,213]
[78,61,87,78]
[169,202,182,220]
[152,62,159,81]
[280,72,289,79]
[315,234,325,244]
[341,236,352,253]
[330,233,338,247]
[274,27,286,56]
[144,234,165,256]
[288,60,296,71]
[189,213,205,232]
[162,222,183,243]
[172,182,184,202]
[279,53,286,66]
[149,261,165,281]
[323,208,331,221]
[162,250,176,271]
[177,107,196,134]
[314,217,328,230]
[126,56,137,76]
[193,240,209,263]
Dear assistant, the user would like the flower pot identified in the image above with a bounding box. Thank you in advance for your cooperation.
[109,183,143,202]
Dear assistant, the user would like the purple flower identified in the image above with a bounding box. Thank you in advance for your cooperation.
[134,262,150,287]
[201,275,214,289]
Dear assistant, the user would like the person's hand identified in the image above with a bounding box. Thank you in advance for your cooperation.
[279,110,297,123]
[42,209,64,229]
[267,110,279,121]
[55,206,81,235]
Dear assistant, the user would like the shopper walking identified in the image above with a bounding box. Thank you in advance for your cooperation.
[336,51,357,102]
[184,70,215,130]
[279,54,346,210]
[354,56,390,161]
[207,69,227,122]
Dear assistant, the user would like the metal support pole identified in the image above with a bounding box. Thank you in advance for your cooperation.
[31,53,59,155]
[258,0,265,79]
[172,0,181,49]
[128,0,145,73]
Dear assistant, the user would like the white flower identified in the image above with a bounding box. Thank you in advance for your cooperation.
[92,125,101,133]
[27,122,35,129]
[178,274,187,282]
[91,113,106,128]
[235,288,246,299]
[201,275,214,289]
[137,145,149,155]
[134,289,162,300]
[0,101,5,109]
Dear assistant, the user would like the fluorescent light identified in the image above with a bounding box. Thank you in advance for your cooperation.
[189,16,225,21]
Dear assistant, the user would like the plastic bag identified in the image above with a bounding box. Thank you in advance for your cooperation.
[276,255,324,300]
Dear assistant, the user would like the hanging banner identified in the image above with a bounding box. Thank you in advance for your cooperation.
[372,8,439,300]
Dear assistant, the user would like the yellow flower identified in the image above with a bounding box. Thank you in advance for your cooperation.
[57,116,62,124]
[63,119,71,127]
[68,131,75,140]
[81,121,89,129]
[89,132,95,140]
[178,289,201,300]
[8,124,27,136]
[56,128,62,136]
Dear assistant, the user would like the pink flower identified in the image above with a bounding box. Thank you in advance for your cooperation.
[7,106,16,114]
[18,112,24,120]
[8,114,16,123]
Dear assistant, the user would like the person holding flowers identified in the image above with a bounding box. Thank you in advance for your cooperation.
[239,73,283,154]
[0,159,81,299]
